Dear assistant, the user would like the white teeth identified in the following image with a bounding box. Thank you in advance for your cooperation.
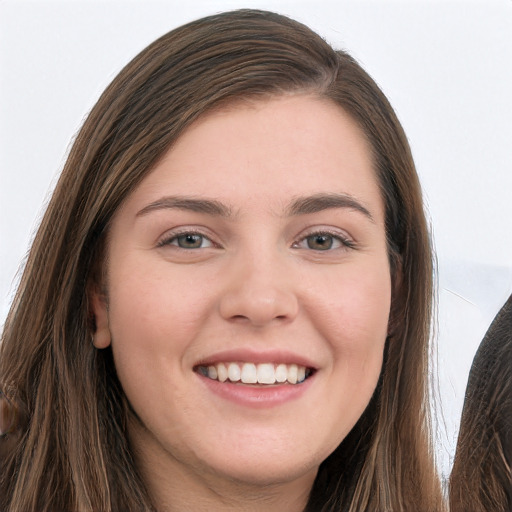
[217,363,228,382]
[257,363,275,384]
[207,366,217,380]
[241,363,257,384]
[287,364,298,384]
[227,362,241,382]
[200,362,311,385]
[275,364,288,383]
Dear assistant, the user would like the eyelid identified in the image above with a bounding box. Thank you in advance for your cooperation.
[293,227,357,250]
[156,226,221,249]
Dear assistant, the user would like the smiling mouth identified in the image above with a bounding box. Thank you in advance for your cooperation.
[195,362,314,385]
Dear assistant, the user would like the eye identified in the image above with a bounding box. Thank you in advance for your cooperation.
[306,234,336,250]
[158,232,214,249]
[294,231,355,251]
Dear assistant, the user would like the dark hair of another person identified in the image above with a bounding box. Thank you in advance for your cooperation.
[0,9,444,511]
[450,294,512,512]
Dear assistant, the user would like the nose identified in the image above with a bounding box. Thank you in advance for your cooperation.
[218,254,299,327]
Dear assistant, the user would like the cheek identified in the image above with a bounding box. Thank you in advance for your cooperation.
[310,261,390,410]
[312,262,392,349]
[327,267,390,417]
[107,263,215,347]
[345,270,390,365]
[104,268,211,413]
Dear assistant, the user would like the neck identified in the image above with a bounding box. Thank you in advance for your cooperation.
[148,467,314,512]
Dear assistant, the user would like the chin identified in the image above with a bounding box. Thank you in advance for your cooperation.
[192,433,324,488]
[207,455,320,488]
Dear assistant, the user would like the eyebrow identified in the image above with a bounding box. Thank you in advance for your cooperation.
[286,193,374,222]
[136,196,233,217]
[136,192,374,222]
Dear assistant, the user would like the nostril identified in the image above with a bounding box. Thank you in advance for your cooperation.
[231,314,249,322]
[220,291,298,324]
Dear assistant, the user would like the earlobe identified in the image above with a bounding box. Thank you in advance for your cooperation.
[90,288,111,349]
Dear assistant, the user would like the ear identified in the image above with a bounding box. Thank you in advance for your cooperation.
[89,284,111,349]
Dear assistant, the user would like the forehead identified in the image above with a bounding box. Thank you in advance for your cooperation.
[123,94,383,221]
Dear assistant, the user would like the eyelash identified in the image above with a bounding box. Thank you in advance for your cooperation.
[157,229,217,250]
[293,229,356,252]
[157,228,356,253]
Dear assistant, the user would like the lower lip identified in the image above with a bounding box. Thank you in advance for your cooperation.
[196,373,314,408]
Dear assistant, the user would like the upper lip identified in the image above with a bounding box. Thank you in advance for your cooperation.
[193,348,318,370]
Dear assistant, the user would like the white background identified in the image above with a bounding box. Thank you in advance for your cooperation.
[1,0,511,480]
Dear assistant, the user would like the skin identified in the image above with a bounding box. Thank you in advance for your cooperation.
[92,95,392,512]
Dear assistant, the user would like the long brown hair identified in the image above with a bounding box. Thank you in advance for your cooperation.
[449,294,512,512]
[0,9,443,511]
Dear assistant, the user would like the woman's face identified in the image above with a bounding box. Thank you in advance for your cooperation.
[93,95,391,492]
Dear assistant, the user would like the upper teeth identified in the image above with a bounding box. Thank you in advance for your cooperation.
[198,362,309,385]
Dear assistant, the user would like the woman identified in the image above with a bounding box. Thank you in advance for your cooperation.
[0,9,444,511]
[450,294,512,512]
